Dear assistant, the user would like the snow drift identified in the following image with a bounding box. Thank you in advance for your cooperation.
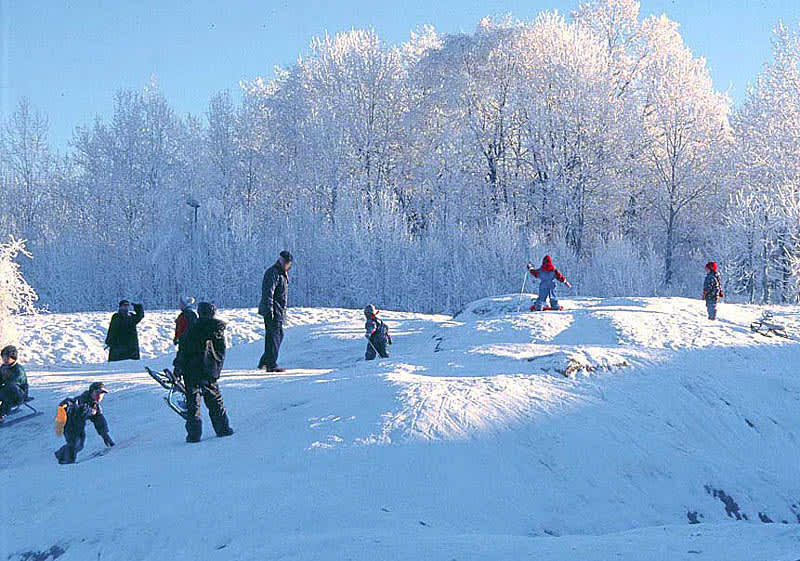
[4,296,800,560]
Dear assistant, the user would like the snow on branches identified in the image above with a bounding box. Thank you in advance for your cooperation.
[0,237,37,344]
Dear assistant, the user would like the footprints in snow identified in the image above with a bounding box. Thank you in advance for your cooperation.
[307,414,356,450]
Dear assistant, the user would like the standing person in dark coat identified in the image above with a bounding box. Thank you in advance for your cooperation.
[105,300,144,362]
[0,345,28,422]
[54,382,115,464]
[257,251,292,372]
[702,261,724,320]
[175,302,233,443]
[364,305,392,360]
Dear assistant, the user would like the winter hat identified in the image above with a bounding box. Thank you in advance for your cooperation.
[541,255,555,271]
[705,261,718,273]
[364,304,377,317]
[179,296,196,310]
[1,345,18,360]
[279,250,293,263]
[198,302,217,318]
[118,299,131,307]
[88,382,108,395]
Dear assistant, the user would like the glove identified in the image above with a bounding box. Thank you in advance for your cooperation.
[102,433,115,447]
[388,335,393,345]
[365,334,371,340]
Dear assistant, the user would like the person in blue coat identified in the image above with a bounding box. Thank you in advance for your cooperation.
[527,255,572,311]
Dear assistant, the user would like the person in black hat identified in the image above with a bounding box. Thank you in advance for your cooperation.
[105,300,145,362]
[257,251,292,372]
[0,345,28,422]
[54,382,115,464]
[174,302,233,443]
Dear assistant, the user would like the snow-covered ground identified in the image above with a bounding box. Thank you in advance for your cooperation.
[4,296,800,560]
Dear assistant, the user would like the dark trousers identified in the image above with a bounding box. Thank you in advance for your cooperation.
[706,298,718,320]
[365,336,389,361]
[185,378,231,440]
[0,382,24,415]
[55,429,86,464]
[258,320,284,369]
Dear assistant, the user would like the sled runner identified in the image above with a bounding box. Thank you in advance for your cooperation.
[1,396,42,427]
[749,312,789,339]
[144,367,188,419]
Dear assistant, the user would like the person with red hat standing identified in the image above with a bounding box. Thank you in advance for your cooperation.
[702,261,724,320]
[527,255,572,311]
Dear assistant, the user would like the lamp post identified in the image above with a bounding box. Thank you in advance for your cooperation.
[186,198,200,281]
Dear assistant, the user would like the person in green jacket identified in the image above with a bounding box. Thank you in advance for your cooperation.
[0,345,28,421]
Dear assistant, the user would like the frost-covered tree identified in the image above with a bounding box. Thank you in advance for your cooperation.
[638,15,731,286]
[0,238,38,344]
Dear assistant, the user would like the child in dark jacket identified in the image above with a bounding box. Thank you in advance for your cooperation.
[364,305,391,360]
[174,302,233,443]
[54,382,114,464]
[527,255,572,311]
[0,345,28,421]
[702,261,724,320]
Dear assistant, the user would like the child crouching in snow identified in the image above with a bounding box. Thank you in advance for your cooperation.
[364,305,391,360]
[527,255,571,311]
[702,261,724,320]
[54,382,115,464]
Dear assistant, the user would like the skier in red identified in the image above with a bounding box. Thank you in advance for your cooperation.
[527,255,571,311]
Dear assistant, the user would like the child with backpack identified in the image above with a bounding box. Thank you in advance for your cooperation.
[364,305,392,360]
[174,302,233,443]
[527,255,572,311]
[702,261,724,320]
[54,382,115,464]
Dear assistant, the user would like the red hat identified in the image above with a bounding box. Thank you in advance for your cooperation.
[541,255,555,271]
[705,261,718,273]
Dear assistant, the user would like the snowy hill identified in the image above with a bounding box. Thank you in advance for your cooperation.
[5,296,800,560]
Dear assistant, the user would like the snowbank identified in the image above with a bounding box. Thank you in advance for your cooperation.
[5,296,800,560]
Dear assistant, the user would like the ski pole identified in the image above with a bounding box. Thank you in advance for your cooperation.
[516,266,529,313]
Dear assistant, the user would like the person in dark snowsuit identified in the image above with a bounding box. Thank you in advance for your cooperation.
[175,302,233,443]
[105,300,144,361]
[54,382,115,464]
[0,345,28,421]
[172,296,198,379]
[528,255,572,311]
[702,261,724,320]
[257,251,291,372]
[364,305,392,361]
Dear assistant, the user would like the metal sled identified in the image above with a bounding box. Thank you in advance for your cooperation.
[1,396,42,427]
[750,312,789,339]
[145,367,188,419]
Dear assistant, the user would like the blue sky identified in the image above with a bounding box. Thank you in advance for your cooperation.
[3,0,800,150]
